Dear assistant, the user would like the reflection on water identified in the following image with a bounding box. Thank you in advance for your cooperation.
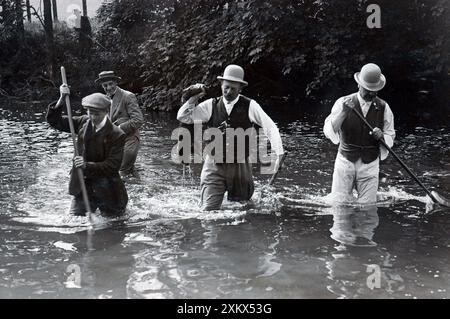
[0,105,449,298]
[329,205,379,247]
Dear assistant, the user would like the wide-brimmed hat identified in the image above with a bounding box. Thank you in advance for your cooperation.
[217,64,248,86]
[95,71,122,84]
[354,63,386,92]
[82,93,111,111]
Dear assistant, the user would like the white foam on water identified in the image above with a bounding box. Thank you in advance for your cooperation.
[53,241,77,252]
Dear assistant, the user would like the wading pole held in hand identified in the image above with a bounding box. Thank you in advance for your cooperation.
[60,66,94,225]
[351,107,449,206]
[269,152,288,186]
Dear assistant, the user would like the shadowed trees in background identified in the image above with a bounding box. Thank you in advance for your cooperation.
[95,0,449,115]
[1,0,449,118]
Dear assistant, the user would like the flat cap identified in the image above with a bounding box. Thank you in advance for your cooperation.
[81,93,111,111]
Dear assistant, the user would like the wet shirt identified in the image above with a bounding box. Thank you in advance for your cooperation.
[323,92,395,160]
[177,95,284,155]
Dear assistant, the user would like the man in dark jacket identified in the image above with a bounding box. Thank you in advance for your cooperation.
[95,71,144,175]
[47,85,128,216]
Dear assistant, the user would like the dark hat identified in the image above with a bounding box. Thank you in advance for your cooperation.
[81,93,111,111]
[95,71,122,84]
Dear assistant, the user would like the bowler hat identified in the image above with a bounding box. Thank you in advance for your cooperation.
[95,71,122,84]
[217,64,248,86]
[81,93,111,111]
[354,63,386,92]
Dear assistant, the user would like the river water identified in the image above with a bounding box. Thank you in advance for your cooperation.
[0,103,449,299]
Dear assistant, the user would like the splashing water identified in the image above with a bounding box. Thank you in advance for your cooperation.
[1,106,449,299]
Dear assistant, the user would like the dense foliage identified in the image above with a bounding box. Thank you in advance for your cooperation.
[1,0,449,116]
[95,0,450,114]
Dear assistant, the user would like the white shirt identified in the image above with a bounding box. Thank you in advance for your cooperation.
[177,95,284,155]
[323,93,395,160]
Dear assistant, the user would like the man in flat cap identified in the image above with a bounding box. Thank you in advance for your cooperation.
[177,64,284,210]
[95,71,144,176]
[46,85,128,216]
[323,63,395,204]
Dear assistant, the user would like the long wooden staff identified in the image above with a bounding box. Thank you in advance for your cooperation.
[352,107,449,207]
[60,66,94,226]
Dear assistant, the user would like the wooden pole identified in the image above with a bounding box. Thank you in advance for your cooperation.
[351,107,439,203]
[60,66,94,225]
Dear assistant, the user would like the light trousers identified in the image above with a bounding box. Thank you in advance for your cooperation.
[330,152,380,204]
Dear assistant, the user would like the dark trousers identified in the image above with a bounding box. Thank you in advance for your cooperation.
[70,194,127,217]
[200,158,254,211]
[120,135,140,175]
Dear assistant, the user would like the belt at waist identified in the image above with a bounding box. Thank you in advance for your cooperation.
[339,143,378,152]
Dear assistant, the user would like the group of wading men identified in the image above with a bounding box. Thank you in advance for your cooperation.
[47,63,394,216]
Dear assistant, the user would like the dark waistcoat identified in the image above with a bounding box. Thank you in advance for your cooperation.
[339,93,385,163]
[207,96,255,163]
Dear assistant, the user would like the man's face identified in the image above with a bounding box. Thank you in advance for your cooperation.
[101,80,118,97]
[221,80,242,102]
[87,108,108,126]
[359,85,378,101]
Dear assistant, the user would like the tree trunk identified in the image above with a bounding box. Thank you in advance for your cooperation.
[15,0,24,39]
[51,0,57,21]
[43,0,55,81]
[26,0,31,22]
[82,0,87,16]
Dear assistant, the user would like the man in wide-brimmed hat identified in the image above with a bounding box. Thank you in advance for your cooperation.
[323,63,395,204]
[95,71,144,175]
[177,64,284,210]
[46,86,128,216]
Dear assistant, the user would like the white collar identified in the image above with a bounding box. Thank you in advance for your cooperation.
[94,115,108,132]
[222,95,240,106]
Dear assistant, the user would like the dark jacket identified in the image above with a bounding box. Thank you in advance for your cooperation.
[46,101,128,209]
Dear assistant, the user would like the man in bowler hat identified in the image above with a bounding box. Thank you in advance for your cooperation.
[177,64,284,210]
[324,63,395,204]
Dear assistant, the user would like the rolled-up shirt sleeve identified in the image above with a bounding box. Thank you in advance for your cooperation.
[380,102,395,160]
[177,99,212,124]
[323,97,345,145]
[248,100,284,155]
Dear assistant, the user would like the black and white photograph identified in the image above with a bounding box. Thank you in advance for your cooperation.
[0,0,449,301]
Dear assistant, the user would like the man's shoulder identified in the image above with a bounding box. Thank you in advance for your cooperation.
[239,95,253,103]
[337,92,357,101]
[110,122,126,140]
[375,96,388,106]
[118,87,137,99]
[199,97,215,107]
[77,114,90,124]
[75,115,90,132]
